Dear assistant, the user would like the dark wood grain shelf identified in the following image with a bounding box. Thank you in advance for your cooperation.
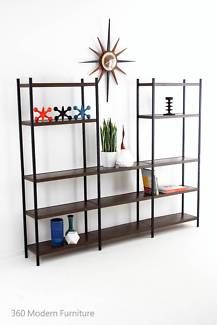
[26,187,197,219]
[24,164,142,182]
[139,82,199,87]
[27,200,96,219]
[28,213,197,256]
[22,118,96,127]
[20,82,96,88]
[143,156,198,167]
[24,157,198,183]
[138,113,199,119]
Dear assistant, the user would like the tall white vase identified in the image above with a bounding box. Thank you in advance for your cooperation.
[116,149,134,167]
[101,152,117,168]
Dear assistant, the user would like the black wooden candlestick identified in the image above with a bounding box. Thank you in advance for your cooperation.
[164,97,175,115]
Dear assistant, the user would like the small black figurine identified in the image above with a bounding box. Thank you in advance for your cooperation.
[54,106,72,121]
[164,97,175,116]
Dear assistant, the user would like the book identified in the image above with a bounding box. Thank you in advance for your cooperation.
[141,168,159,195]
[158,185,188,194]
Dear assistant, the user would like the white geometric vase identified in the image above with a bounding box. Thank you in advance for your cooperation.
[65,231,80,245]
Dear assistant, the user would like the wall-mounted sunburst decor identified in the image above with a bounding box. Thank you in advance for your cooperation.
[81,19,134,102]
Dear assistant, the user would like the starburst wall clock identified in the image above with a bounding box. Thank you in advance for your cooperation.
[81,19,134,102]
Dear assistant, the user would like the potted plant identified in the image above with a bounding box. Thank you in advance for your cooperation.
[100,118,117,167]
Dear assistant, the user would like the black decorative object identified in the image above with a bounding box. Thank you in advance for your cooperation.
[54,106,72,121]
[73,105,91,120]
[164,97,175,115]
[81,19,134,102]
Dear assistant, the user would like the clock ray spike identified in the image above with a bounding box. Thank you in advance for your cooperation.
[117,59,135,63]
[106,71,110,102]
[111,70,118,85]
[115,66,126,75]
[89,47,101,56]
[97,37,105,52]
[116,48,127,56]
[98,69,104,82]
[112,38,120,52]
[107,18,111,51]
[89,66,100,75]
[80,60,99,63]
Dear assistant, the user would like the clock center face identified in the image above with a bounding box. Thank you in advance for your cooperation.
[101,52,117,71]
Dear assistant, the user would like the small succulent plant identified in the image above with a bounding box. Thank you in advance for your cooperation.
[100,118,117,152]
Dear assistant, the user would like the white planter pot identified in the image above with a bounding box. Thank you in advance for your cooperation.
[101,152,117,168]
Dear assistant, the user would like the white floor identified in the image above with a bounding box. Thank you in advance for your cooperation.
[1,216,217,325]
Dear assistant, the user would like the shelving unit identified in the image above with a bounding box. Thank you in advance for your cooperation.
[17,78,101,266]
[17,78,202,266]
[136,78,202,238]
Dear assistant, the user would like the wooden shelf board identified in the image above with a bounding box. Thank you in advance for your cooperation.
[24,164,142,182]
[26,200,96,219]
[28,213,197,256]
[20,82,96,88]
[22,118,96,127]
[139,82,199,87]
[24,157,198,183]
[26,187,197,219]
[138,113,199,119]
[143,156,198,167]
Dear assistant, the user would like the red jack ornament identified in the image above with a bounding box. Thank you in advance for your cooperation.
[33,107,52,123]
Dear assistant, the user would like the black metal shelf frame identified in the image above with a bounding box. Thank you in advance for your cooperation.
[17,78,101,266]
[136,78,202,238]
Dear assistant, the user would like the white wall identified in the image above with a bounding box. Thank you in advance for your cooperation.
[0,0,215,258]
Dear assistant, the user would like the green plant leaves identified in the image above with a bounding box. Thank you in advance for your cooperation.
[100,118,117,152]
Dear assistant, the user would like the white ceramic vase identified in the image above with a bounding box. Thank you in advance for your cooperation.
[101,152,117,168]
[116,149,134,167]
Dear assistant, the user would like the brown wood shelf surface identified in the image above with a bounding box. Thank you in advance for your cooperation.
[26,187,197,219]
[141,156,198,167]
[139,82,199,87]
[138,113,199,119]
[28,213,197,256]
[20,82,96,88]
[24,157,198,183]
[22,118,96,127]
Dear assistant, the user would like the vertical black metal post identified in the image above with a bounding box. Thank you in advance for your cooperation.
[136,79,140,227]
[17,79,28,258]
[81,79,88,239]
[197,79,202,227]
[29,78,40,266]
[151,78,155,238]
[181,79,186,219]
[95,78,102,250]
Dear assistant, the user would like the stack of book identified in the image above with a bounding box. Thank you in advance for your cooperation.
[158,185,188,194]
[141,168,159,195]
[141,168,188,195]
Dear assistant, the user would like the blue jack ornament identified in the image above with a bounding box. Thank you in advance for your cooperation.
[73,105,91,120]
